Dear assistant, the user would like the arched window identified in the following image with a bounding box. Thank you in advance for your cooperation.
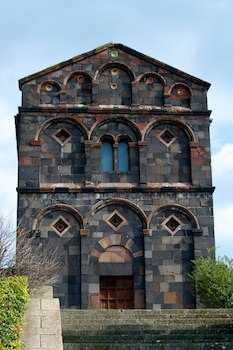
[67,73,92,104]
[118,140,129,172]
[101,137,114,172]
[170,84,191,108]
[40,81,60,104]
[138,73,164,106]
[97,66,132,106]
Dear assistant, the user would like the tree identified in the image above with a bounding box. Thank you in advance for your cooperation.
[0,215,62,290]
[190,252,233,308]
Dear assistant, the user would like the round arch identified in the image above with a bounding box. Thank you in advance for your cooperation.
[38,80,62,93]
[142,117,197,143]
[64,71,93,87]
[98,246,133,263]
[90,234,142,258]
[148,204,200,230]
[32,203,84,231]
[87,198,148,229]
[34,117,89,141]
[99,134,116,143]
[168,82,192,96]
[94,62,135,82]
[137,72,166,85]
[89,117,142,141]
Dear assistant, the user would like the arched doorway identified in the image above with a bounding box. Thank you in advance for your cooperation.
[87,202,146,309]
[98,246,134,309]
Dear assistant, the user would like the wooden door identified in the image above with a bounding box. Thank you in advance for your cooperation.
[100,276,134,309]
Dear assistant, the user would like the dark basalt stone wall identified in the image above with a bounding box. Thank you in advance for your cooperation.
[16,44,214,310]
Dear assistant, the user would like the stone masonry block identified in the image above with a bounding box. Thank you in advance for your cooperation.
[41,298,60,311]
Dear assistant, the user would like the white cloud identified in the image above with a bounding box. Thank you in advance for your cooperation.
[212,143,233,178]
[215,205,233,257]
[212,143,233,206]
[212,143,233,257]
[209,88,233,126]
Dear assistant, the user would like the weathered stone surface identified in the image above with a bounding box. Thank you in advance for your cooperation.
[16,43,214,310]
[23,287,63,350]
[61,309,233,349]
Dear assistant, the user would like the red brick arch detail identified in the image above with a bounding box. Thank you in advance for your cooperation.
[32,203,84,231]
[168,82,192,96]
[98,246,133,263]
[148,204,200,230]
[90,235,143,259]
[142,118,197,143]
[136,72,166,85]
[64,71,93,87]
[89,117,142,141]
[99,134,116,143]
[93,62,135,82]
[34,117,89,141]
[37,80,62,93]
[87,198,148,229]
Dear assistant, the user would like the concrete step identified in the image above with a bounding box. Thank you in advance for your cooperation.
[61,309,233,349]
[63,343,233,350]
[62,309,233,318]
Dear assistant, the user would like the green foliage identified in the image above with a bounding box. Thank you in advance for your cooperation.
[0,276,29,350]
[190,253,233,308]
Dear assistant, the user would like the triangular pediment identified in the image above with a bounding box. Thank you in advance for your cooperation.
[19,43,210,89]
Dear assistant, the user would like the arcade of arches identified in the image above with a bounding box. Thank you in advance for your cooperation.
[17,43,214,310]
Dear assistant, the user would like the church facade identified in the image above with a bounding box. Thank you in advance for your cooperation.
[16,43,214,309]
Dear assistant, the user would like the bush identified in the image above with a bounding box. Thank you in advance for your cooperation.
[190,254,233,308]
[0,276,29,350]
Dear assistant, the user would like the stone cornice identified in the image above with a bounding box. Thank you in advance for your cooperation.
[17,186,215,194]
[18,106,212,117]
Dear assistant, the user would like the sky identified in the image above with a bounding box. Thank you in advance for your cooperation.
[0,0,232,256]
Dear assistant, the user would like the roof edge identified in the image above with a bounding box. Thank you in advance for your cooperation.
[19,42,211,89]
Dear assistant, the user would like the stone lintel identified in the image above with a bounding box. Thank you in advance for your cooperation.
[18,106,212,116]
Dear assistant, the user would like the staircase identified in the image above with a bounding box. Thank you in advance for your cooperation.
[61,309,233,349]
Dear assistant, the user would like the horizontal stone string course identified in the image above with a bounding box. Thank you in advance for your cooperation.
[16,43,214,311]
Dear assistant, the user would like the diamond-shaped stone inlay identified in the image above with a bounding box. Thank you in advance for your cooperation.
[158,129,176,147]
[53,128,71,145]
[162,215,182,236]
[106,210,127,231]
[52,216,70,236]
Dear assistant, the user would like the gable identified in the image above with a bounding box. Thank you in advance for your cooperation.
[19,43,210,89]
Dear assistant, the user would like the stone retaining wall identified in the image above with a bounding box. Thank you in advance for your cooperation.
[22,286,63,350]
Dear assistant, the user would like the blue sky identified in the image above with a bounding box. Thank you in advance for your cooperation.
[0,0,232,256]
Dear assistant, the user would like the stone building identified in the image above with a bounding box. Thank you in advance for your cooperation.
[16,43,214,310]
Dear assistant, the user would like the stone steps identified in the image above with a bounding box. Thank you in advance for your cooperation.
[63,343,233,350]
[61,309,233,349]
